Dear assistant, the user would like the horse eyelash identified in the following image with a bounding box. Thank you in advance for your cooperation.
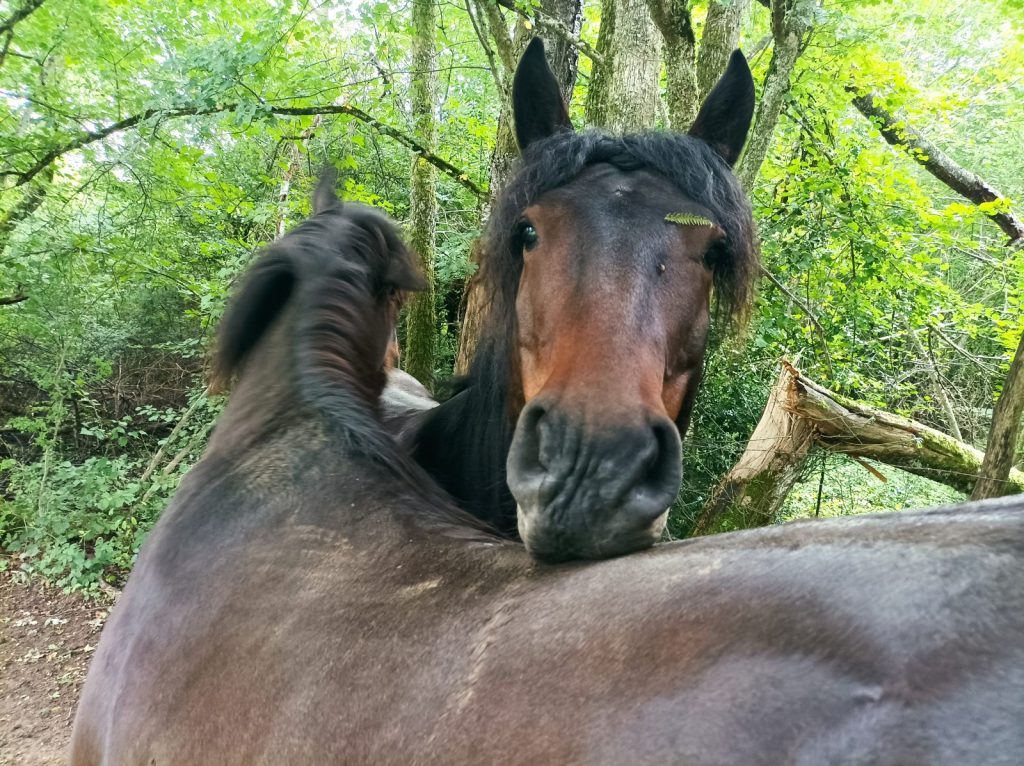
[665,213,715,227]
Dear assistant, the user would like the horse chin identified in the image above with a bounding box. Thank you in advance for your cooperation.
[517,505,668,563]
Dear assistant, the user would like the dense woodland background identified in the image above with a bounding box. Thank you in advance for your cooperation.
[1,0,1021,590]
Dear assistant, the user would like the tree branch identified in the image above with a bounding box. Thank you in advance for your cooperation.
[849,88,1024,244]
[0,291,28,306]
[3,102,487,198]
[0,0,46,36]
[492,0,604,66]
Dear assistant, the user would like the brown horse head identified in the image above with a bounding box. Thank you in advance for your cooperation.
[499,41,758,561]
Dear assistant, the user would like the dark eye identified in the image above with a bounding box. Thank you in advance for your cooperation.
[519,223,539,251]
[703,243,725,270]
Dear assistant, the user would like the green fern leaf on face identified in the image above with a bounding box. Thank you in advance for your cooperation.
[665,213,715,227]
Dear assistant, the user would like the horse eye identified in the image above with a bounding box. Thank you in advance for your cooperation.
[703,244,724,270]
[520,224,539,251]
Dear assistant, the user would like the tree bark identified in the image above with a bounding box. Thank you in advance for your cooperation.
[791,367,1024,495]
[849,88,1024,244]
[692,361,1024,534]
[692,363,815,535]
[696,0,751,100]
[735,0,813,190]
[646,0,698,129]
[587,0,662,132]
[456,0,581,374]
[404,0,441,388]
[971,330,1024,500]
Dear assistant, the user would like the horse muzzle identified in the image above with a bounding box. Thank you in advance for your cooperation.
[506,399,682,562]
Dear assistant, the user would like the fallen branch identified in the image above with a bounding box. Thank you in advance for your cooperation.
[790,365,1024,494]
[692,362,815,535]
[849,88,1024,244]
[692,360,1024,534]
[0,292,28,305]
[3,102,486,198]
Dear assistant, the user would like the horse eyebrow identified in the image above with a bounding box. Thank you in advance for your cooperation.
[665,213,716,227]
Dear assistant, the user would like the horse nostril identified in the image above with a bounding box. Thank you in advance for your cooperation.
[630,416,682,518]
[516,400,548,472]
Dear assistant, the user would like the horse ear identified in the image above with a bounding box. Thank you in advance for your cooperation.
[386,248,428,293]
[688,50,755,167]
[313,167,342,215]
[513,37,573,151]
[210,252,295,392]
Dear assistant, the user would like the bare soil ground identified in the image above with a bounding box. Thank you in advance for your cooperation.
[0,571,111,766]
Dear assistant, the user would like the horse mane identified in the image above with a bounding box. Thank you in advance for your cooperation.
[419,129,760,534]
[212,188,495,538]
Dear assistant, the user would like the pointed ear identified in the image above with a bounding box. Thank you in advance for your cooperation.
[688,50,756,166]
[386,246,428,293]
[210,251,295,392]
[512,37,573,151]
[313,167,342,215]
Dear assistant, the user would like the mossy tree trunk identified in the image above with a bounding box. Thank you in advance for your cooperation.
[696,0,751,100]
[971,330,1024,499]
[645,0,698,129]
[404,0,440,388]
[587,0,662,131]
[456,0,582,374]
[693,361,1024,534]
[736,0,814,190]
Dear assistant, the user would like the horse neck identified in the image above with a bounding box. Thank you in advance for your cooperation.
[205,317,313,458]
[414,342,520,535]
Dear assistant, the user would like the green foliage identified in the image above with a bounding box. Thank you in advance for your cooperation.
[1,0,1021,587]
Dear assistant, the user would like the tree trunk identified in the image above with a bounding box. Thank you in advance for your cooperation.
[736,0,813,190]
[645,0,698,129]
[691,363,815,535]
[404,0,440,388]
[456,0,582,374]
[587,0,662,131]
[849,89,1024,244]
[696,0,751,100]
[971,330,1024,499]
[691,361,1024,534]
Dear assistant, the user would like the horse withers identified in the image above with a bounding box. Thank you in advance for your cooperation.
[72,173,1024,765]
[405,40,759,561]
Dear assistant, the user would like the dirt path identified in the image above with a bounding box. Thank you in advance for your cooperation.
[0,572,111,766]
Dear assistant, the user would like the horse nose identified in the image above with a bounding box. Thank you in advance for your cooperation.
[507,400,682,561]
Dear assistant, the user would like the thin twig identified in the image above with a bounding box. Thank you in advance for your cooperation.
[3,101,487,198]
[760,267,834,377]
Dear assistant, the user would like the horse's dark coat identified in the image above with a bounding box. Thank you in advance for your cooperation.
[71,174,1024,766]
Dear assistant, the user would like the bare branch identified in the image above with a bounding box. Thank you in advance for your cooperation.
[0,291,28,306]
[0,0,46,36]
[849,88,1024,244]
[492,0,604,66]
[2,102,487,198]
